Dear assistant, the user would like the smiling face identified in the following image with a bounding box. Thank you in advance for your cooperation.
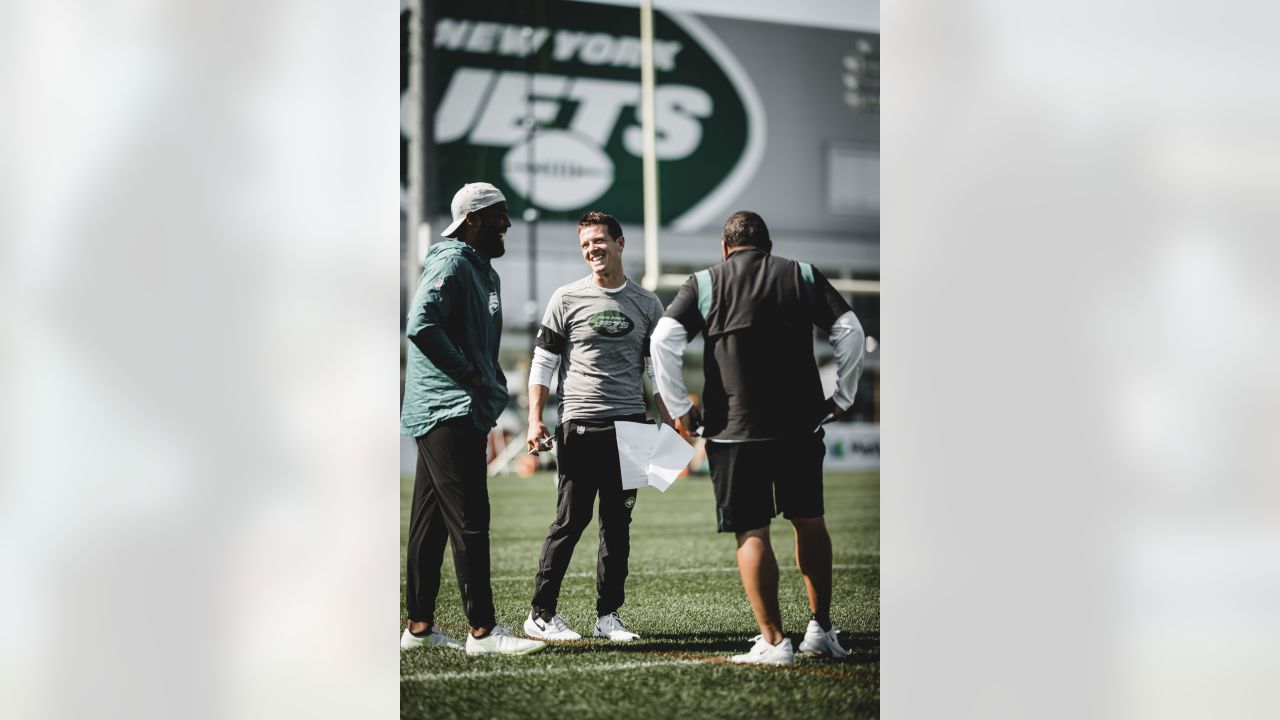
[578,223,624,279]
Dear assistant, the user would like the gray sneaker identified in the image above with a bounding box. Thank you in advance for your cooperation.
[593,612,640,642]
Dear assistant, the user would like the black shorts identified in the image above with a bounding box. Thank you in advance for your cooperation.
[705,432,826,533]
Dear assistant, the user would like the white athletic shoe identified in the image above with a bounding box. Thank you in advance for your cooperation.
[523,610,583,641]
[400,626,463,651]
[798,620,849,659]
[464,625,547,656]
[593,612,640,642]
[730,635,795,666]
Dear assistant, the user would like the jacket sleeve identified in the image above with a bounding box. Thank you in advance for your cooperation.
[405,260,478,384]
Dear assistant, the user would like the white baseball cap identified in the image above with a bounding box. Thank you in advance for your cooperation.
[441,182,507,237]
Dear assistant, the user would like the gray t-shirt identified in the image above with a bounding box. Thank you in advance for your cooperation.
[534,277,665,422]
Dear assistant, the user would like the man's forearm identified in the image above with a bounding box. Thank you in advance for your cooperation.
[528,383,549,422]
[654,394,674,426]
[409,326,477,383]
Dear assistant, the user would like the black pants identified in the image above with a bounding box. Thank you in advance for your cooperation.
[405,417,496,630]
[531,418,641,617]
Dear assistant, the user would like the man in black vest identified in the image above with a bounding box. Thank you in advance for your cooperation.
[651,211,865,665]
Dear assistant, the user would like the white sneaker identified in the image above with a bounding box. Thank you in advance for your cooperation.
[593,612,640,642]
[523,610,583,641]
[730,635,795,665]
[798,620,849,659]
[464,625,547,656]
[400,626,463,651]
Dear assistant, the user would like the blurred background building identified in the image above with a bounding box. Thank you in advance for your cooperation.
[401,0,879,473]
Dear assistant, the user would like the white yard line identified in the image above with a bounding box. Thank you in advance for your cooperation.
[489,562,876,582]
[403,658,701,682]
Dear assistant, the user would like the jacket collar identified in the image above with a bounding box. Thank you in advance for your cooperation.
[435,238,492,271]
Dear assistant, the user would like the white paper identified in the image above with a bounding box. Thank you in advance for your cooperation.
[613,421,657,490]
[646,423,696,492]
[613,421,696,493]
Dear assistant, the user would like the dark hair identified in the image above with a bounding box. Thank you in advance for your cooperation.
[722,211,771,253]
[578,211,623,240]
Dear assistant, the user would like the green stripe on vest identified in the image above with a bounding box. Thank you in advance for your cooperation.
[695,269,713,320]
[798,262,817,307]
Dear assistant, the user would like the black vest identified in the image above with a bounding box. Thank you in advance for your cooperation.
[695,248,827,439]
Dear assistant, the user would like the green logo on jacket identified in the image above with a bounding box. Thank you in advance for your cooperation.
[588,310,634,337]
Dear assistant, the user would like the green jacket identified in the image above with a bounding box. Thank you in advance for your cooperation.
[400,240,509,437]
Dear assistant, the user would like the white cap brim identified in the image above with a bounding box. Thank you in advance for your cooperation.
[440,186,505,237]
[441,216,466,237]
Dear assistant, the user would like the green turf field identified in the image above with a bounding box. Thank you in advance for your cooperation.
[400,469,880,719]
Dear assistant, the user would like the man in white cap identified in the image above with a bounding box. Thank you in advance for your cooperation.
[401,182,545,656]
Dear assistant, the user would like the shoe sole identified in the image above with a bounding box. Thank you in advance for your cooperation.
[401,637,463,652]
[466,643,547,657]
[593,632,639,641]
[799,643,848,659]
[525,625,580,641]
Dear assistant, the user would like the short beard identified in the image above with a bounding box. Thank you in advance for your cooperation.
[471,225,506,259]
[477,234,506,259]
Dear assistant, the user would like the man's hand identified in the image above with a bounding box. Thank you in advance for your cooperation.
[527,419,552,454]
[464,367,486,390]
[675,405,703,439]
[825,397,849,422]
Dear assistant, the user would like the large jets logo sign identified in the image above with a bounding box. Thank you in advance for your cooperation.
[429,1,764,231]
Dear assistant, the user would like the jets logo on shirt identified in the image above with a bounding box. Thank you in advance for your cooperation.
[587,310,634,337]
[489,291,500,315]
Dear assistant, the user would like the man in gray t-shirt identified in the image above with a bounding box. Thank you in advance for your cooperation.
[541,277,661,420]
[523,211,672,643]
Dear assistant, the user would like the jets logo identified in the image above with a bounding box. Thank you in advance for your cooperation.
[587,310,633,337]
[428,0,763,230]
[489,291,500,315]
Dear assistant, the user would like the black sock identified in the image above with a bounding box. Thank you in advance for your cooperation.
[410,623,433,638]
[533,606,554,623]
[812,613,832,632]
